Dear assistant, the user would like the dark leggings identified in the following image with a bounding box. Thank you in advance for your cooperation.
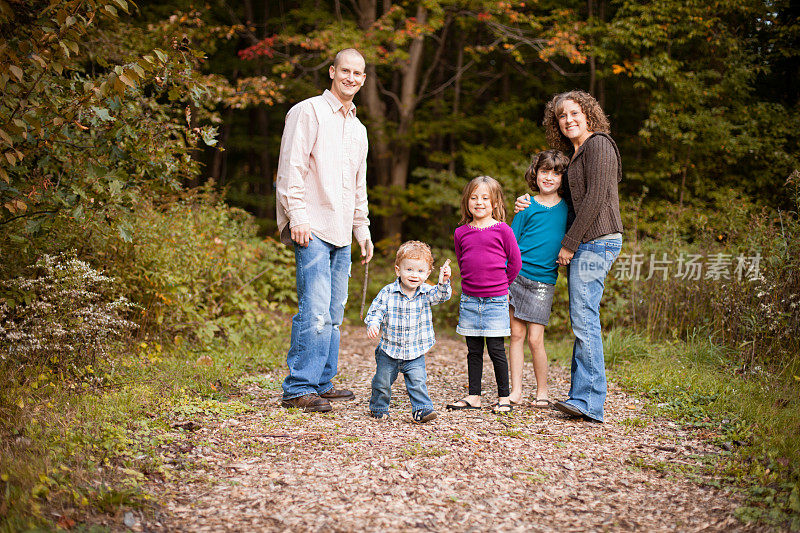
[466,336,509,397]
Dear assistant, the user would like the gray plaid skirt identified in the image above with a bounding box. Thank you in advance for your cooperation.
[508,274,556,326]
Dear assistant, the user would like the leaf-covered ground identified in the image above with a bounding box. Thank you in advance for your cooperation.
[143,327,763,532]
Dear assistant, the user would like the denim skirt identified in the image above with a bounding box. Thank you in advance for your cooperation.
[509,274,556,326]
[456,293,511,337]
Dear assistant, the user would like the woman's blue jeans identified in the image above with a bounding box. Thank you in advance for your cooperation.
[369,348,433,415]
[565,237,622,422]
[282,236,350,400]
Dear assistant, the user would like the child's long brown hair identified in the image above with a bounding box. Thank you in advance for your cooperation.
[459,176,506,224]
[524,149,569,193]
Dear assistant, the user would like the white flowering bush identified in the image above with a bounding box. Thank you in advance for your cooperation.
[0,253,137,382]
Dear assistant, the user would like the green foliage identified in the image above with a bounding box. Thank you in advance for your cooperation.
[0,0,225,262]
[97,186,296,344]
[604,331,800,529]
[0,1,297,347]
[606,172,800,370]
[604,0,799,205]
[0,323,288,530]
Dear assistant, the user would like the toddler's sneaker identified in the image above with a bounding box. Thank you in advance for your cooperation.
[411,409,437,424]
[370,411,390,421]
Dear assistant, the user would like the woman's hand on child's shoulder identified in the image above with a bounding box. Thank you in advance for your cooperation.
[514,193,531,213]
[439,259,451,284]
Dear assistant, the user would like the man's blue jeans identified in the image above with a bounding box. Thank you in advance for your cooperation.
[369,348,433,415]
[565,237,622,422]
[282,236,350,400]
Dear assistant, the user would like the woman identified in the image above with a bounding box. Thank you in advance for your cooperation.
[516,90,623,422]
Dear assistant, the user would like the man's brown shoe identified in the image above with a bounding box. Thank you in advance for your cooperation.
[319,387,355,401]
[280,393,332,412]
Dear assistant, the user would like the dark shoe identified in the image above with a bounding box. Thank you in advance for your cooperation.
[554,400,584,417]
[412,409,437,424]
[281,393,332,413]
[319,387,355,401]
[370,411,390,421]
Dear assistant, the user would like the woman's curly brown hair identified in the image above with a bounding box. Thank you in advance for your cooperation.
[542,90,610,153]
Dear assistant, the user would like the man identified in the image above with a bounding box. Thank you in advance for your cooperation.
[276,48,374,413]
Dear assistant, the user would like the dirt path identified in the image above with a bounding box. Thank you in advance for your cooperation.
[149,326,759,532]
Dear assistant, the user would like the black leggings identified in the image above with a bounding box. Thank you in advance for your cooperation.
[466,336,509,397]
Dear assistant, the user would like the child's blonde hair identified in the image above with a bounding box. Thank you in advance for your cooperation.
[459,175,506,224]
[395,240,434,270]
[524,149,569,193]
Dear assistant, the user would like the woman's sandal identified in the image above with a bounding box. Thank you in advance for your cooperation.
[446,398,480,410]
[533,398,552,409]
[492,402,513,414]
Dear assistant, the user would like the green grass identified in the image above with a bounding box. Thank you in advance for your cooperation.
[620,417,649,428]
[402,443,450,458]
[0,326,287,531]
[600,329,800,530]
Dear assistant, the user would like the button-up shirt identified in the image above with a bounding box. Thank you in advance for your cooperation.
[276,89,370,247]
[364,279,452,360]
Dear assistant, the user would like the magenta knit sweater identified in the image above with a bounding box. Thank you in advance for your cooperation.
[454,222,522,297]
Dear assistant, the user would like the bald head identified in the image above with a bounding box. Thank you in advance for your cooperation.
[329,48,367,107]
[333,48,365,69]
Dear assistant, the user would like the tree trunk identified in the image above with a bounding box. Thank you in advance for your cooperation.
[678,147,691,208]
[210,107,233,185]
[588,0,595,94]
[257,105,272,219]
[379,5,428,240]
[597,0,607,107]
[449,43,464,175]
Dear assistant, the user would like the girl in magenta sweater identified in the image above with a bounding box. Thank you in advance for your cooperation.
[447,176,522,414]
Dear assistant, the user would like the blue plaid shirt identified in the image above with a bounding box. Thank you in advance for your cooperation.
[364,278,452,360]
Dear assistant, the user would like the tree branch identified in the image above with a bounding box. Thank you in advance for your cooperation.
[0,209,60,226]
[417,15,452,98]
[419,59,476,101]
[376,76,402,111]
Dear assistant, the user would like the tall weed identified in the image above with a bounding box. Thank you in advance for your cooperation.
[608,172,800,370]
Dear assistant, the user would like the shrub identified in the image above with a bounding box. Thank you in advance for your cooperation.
[0,253,137,425]
[0,253,137,380]
[101,186,296,344]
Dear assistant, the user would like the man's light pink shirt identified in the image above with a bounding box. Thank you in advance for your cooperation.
[276,89,370,247]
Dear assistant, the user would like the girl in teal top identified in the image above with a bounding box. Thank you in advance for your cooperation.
[508,150,569,407]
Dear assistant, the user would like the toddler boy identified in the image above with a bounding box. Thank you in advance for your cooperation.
[364,241,452,423]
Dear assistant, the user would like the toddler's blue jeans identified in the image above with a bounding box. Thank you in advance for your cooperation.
[369,348,433,415]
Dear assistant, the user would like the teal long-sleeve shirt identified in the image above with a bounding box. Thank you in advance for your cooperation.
[509,197,568,285]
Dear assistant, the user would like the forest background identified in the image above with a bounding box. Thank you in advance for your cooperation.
[1,0,800,530]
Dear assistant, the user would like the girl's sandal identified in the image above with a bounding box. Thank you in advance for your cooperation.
[533,398,552,409]
[491,403,513,414]
[446,398,480,410]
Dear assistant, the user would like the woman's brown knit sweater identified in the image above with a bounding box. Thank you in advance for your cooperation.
[561,132,624,252]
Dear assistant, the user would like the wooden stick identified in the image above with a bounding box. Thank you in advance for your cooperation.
[359,261,370,320]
